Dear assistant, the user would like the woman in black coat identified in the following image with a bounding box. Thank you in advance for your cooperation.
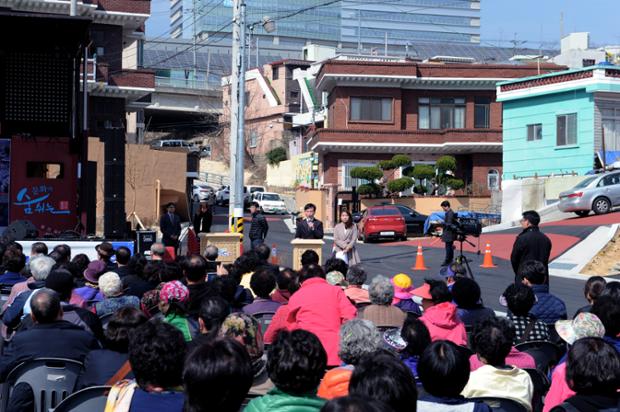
[193,202,213,234]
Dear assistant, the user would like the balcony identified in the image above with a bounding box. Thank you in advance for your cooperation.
[155,76,219,91]
[83,56,154,100]
[92,0,150,15]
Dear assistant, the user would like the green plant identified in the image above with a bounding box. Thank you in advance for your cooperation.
[387,177,414,193]
[266,147,287,166]
[350,166,383,181]
[436,155,457,174]
[377,160,397,170]
[414,184,428,194]
[357,183,382,196]
[446,178,465,191]
[408,164,435,180]
[391,154,412,168]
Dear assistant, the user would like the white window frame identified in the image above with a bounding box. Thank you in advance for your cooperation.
[556,113,578,146]
[527,123,543,141]
[249,130,258,148]
[341,161,375,190]
[487,169,500,191]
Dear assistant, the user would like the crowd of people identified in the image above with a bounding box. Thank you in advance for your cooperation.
[0,236,617,412]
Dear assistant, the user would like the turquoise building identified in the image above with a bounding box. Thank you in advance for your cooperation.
[497,65,620,180]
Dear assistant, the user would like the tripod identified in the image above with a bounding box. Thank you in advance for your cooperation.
[454,234,476,281]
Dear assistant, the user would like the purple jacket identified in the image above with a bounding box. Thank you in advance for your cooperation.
[74,286,104,303]
[242,298,281,316]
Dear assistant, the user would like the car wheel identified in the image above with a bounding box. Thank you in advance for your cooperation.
[575,211,589,217]
[592,197,611,215]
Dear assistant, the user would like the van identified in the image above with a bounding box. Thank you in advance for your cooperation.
[154,140,199,152]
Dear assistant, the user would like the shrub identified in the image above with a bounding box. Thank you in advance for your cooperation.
[387,177,414,193]
[350,166,383,181]
[377,160,397,170]
[391,154,412,168]
[408,164,435,180]
[436,155,457,173]
[357,183,382,196]
[446,178,465,190]
[266,147,287,166]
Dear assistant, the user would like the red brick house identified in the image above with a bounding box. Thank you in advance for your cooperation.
[309,57,565,196]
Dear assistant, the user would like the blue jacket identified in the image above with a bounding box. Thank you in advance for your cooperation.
[418,394,492,412]
[529,284,567,324]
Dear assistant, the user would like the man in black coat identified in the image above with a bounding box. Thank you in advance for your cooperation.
[0,289,100,410]
[295,203,324,239]
[511,210,552,284]
[249,202,269,249]
[440,200,456,266]
[160,202,182,252]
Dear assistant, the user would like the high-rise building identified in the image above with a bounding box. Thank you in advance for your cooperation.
[170,0,480,46]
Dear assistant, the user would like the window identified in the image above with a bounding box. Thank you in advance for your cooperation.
[487,169,499,191]
[249,130,257,148]
[527,123,543,141]
[342,162,374,190]
[474,97,491,128]
[26,162,64,179]
[557,113,577,146]
[582,59,596,67]
[290,91,299,99]
[350,97,392,122]
[598,173,620,187]
[244,91,250,103]
[418,97,465,129]
[272,67,279,80]
[601,107,620,151]
[96,47,105,57]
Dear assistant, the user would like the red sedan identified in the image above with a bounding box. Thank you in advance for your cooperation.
[355,205,407,243]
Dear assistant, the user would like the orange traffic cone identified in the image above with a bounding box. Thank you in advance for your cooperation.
[270,243,280,265]
[412,242,428,271]
[480,242,497,268]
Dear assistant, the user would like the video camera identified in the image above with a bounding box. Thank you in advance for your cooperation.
[448,215,482,238]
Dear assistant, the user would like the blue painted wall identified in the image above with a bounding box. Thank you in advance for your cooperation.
[502,89,594,179]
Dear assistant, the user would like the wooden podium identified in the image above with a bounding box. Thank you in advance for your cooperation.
[291,238,325,271]
[201,232,242,264]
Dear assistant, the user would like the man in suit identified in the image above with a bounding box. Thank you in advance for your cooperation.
[295,203,324,239]
[511,210,552,284]
[160,202,182,252]
[441,200,456,267]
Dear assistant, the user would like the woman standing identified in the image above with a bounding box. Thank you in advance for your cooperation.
[193,201,213,234]
[333,210,360,265]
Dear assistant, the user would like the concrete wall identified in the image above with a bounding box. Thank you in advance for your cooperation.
[295,189,326,222]
[266,158,296,188]
[502,89,595,179]
[89,138,188,234]
[360,196,492,215]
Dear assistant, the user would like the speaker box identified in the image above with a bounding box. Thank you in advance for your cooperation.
[3,220,38,241]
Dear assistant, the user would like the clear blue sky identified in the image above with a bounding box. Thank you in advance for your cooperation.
[146,0,620,48]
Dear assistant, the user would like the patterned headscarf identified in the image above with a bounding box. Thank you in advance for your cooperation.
[159,280,190,305]
[218,313,266,377]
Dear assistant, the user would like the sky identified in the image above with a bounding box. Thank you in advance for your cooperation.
[146,0,620,48]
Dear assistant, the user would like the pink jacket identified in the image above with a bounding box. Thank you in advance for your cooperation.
[543,363,574,412]
[264,304,292,344]
[470,347,536,371]
[420,302,467,346]
[287,277,357,366]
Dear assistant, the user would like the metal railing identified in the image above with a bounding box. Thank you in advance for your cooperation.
[154,76,219,90]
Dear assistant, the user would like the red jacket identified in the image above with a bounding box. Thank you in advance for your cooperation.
[420,302,467,346]
[287,277,357,366]
[264,304,292,344]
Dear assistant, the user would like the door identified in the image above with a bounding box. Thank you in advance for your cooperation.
[599,173,620,205]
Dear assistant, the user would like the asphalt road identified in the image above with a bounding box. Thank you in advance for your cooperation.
[208,206,612,317]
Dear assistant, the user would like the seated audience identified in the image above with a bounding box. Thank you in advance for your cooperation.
[398,316,432,381]
[441,262,467,290]
[264,273,301,344]
[94,272,140,317]
[235,251,262,292]
[544,312,606,412]
[461,317,534,411]
[204,244,220,273]
[326,270,347,287]
[417,340,491,412]
[503,283,550,344]
[301,249,320,266]
[358,275,406,329]
[150,242,166,261]
[183,338,253,412]
[574,276,606,317]
[1,289,100,411]
[243,268,281,315]
[324,257,348,281]
[245,330,327,412]
[96,242,117,271]
[183,255,211,317]
[549,338,620,412]
[349,349,417,412]
[321,396,395,412]
[75,260,106,302]
[194,296,230,342]
[318,319,382,399]
[113,246,132,278]
[52,244,72,264]
[391,274,421,315]
[70,253,90,287]
[218,312,273,395]
[105,321,185,411]
[344,265,370,305]
[0,248,26,285]
[591,294,620,352]
[123,255,158,299]
[451,277,495,327]
[287,264,356,366]
[413,279,467,346]
[271,267,296,304]
[521,260,567,323]
[159,280,196,341]
[77,307,148,388]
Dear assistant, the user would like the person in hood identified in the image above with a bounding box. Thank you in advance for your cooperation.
[591,294,620,353]
[510,210,552,284]
[550,338,620,412]
[245,329,327,412]
[413,279,467,346]
[391,274,421,316]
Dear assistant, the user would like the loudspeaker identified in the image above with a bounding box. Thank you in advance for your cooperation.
[136,230,157,255]
[3,220,38,241]
[103,128,126,239]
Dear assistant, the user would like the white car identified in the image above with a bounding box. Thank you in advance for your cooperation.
[244,185,266,206]
[253,192,287,214]
[216,185,230,205]
[192,183,215,204]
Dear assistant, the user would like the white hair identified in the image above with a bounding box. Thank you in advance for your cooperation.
[29,256,56,281]
[99,272,123,297]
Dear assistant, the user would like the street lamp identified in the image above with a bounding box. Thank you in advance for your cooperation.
[248,15,276,68]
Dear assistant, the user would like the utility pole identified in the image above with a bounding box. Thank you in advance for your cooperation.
[192,0,198,80]
[70,0,77,16]
[229,0,246,236]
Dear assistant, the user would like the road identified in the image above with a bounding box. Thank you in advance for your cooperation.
[208,206,620,317]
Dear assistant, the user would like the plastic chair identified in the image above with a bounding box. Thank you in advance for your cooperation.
[252,312,275,335]
[524,368,550,412]
[471,397,528,412]
[515,341,563,372]
[0,358,83,412]
[52,385,111,412]
[99,312,114,330]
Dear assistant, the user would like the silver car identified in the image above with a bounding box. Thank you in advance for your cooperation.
[558,172,620,216]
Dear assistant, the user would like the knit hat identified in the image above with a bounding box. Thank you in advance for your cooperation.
[555,312,605,345]
[392,274,414,300]
[159,280,190,304]
[326,271,347,286]
[412,282,432,300]
[218,313,264,362]
[84,260,107,284]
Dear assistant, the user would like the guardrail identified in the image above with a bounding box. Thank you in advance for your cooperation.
[155,76,219,90]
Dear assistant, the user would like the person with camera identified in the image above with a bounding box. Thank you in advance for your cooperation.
[440,200,456,267]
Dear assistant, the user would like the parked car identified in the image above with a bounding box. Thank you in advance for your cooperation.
[253,192,287,214]
[244,185,266,207]
[192,183,215,204]
[354,205,406,243]
[393,204,428,236]
[216,185,249,206]
[153,139,199,152]
[559,171,620,216]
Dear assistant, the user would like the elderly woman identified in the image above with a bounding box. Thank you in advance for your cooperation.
[93,272,140,317]
[344,265,370,305]
[317,319,382,400]
[358,276,406,329]
[159,280,196,342]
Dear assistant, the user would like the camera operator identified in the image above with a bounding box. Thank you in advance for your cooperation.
[440,201,455,267]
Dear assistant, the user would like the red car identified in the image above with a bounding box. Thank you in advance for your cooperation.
[355,205,407,243]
